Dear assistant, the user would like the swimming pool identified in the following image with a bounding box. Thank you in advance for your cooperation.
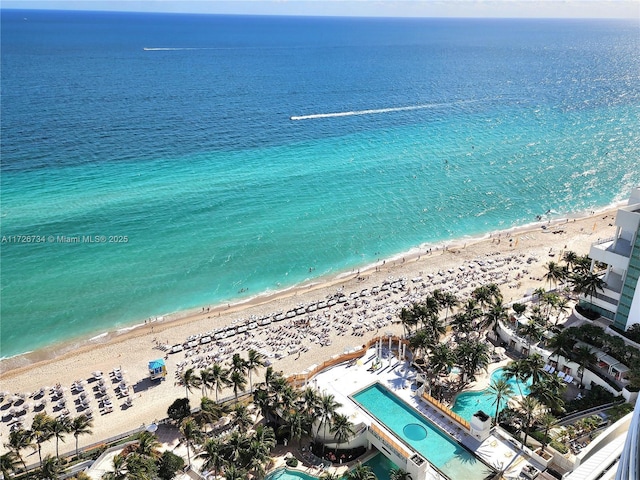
[352,383,493,480]
[266,468,320,480]
[452,367,531,422]
[266,453,397,480]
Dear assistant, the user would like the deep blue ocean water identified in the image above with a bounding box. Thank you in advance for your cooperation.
[1,10,639,359]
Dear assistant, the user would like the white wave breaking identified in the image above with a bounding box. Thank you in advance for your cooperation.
[290,102,468,121]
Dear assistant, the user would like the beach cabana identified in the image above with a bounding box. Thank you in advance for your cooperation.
[148,359,167,381]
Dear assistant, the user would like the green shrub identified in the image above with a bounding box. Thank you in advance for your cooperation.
[285,457,299,468]
[550,440,568,454]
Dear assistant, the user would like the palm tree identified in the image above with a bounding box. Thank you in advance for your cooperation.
[518,318,544,351]
[451,312,473,336]
[281,410,310,448]
[503,361,528,397]
[246,349,266,393]
[230,353,248,377]
[528,374,566,413]
[179,368,202,399]
[200,437,226,478]
[40,454,64,480]
[222,430,248,465]
[399,307,418,336]
[345,463,377,480]
[5,428,31,470]
[208,363,230,403]
[521,353,546,386]
[31,412,54,466]
[223,464,247,480]
[389,468,413,480]
[434,289,459,324]
[538,414,559,455]
[104,453,127,480]
[547,330,576,365]
[572,345,597,387]
[456,341,490,384]
[517,397,543,448]
[194,396,227,429]
[50,416,71,458]
[426,342,455,394]
[230,369,247,400]
[232,403,254,433]
[317,392,340,454]
[570,271,605,306]
[544,261,567,289]
[70,414,93,460]
[1,451,19,479]
[330,413,355,452]
[486,378,514,427]
[135,430,161,459]
[478,300,508,339]
[199,368,212,398]
[180,417,202,466]
[563,250,579,271]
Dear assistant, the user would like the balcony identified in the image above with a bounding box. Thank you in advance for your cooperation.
[590,237,632,270]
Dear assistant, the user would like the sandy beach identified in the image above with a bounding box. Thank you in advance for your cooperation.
[0,206,620,458]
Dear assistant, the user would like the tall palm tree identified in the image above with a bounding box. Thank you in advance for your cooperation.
[345,463,377,480]
[529,374,566,413]
[456,341,490,384]
[521,353,546,386]
[330,413,355,452]
[179,368,202,399]
[570,271,605,306]
[5,428,31,470]
[230,353,248,377]
[544,261,567,289]
[1,451,19,479]
[70,414,93,460]
[40,454,63,480]
[194,396,227,429]
[478,300,508,339]
[517,397,543,448]
[539,414,559,455]
[317,393,340,454]
[180,418,202,466]
[232,403,254,433]
[486,378,514,427]
[222,431,248,465]
[547,330,576,365]
[398,307,418,336]
[563,250,579,272]
[503,361,528,397]
[208,363,230,403]
[230,369,247,400]
[31,412,54,466]
[50,416,71,459]
[199,368,212,398]
[281,410,310,449]
[572,345,597,387]
[246,349,266,393]
[200,437,226,478]
[427,342,455,394]
[518,318,544,352]
[434,289,459,324]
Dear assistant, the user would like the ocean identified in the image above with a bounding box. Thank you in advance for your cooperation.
[1,10,639,359]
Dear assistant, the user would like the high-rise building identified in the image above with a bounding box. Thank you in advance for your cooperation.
[585,187,640,331]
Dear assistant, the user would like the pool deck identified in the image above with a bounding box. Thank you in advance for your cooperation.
[310,347,545,479]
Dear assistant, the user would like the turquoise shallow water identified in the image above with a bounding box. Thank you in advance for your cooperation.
[265,454,397,480]
[452,368,532,422]
[353,383,493,480]
[1,11,639,358]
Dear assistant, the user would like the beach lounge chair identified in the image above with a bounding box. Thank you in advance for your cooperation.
[557,371,565,379]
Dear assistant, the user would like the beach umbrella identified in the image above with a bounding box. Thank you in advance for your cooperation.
[146,423,158,433]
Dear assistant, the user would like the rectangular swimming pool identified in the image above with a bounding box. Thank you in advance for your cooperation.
[352,383,493,480]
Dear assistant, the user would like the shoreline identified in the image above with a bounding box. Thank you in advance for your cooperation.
[0,200,624,375]
[0,203,622,458]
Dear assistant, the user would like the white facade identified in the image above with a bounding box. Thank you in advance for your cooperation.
[586,187,640,331]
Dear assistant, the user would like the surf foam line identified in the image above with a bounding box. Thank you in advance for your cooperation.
[290,102,457,121]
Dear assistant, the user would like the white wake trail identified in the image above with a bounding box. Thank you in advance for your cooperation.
[291,104,440,121]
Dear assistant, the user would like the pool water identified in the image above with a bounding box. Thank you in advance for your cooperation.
[363,452,399,479]
[266,468,320,480]
[353,383,493,480]
[452,367,531,422]
[266,453,398,480]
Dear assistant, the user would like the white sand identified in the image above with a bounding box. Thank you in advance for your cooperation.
[0,207,619,459]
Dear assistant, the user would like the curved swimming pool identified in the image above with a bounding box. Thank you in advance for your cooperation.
[451,367,531,422]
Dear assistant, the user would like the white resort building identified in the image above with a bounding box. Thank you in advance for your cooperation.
[584,187,640,332]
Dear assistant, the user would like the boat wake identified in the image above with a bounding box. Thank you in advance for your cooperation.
[290,101,474,121]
